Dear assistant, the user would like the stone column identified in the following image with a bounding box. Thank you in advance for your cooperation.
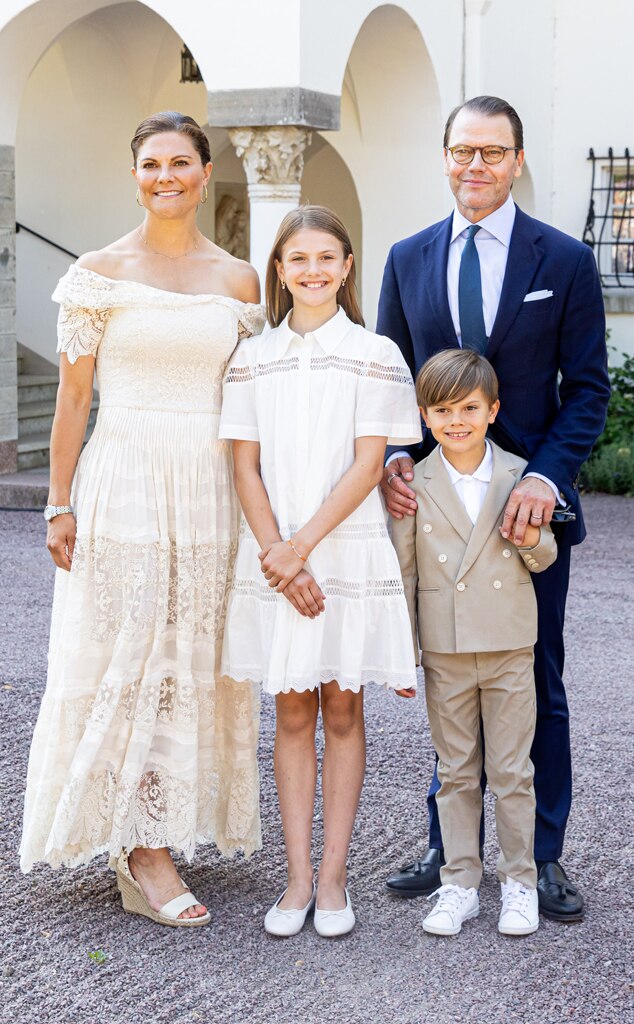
[0,145,17,474]
[228,126,312,288]
[463,0,492,98]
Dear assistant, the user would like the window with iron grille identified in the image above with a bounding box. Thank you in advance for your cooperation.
[583,149,634,288]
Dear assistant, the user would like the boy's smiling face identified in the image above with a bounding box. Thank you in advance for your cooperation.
[422,386,500,473]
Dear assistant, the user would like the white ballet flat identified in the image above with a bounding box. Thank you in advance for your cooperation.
[115,850,210,928]
[313,888,356,938]
[264,883,316,937]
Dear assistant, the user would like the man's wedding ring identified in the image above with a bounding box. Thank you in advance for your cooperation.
[530,514,543,523]
[387,472,400,487]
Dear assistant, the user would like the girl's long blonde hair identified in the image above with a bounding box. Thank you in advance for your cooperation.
[265,205,364,328]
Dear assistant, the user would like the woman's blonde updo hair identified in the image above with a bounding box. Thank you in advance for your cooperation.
[265,205,364,328]
[131,111,211,166]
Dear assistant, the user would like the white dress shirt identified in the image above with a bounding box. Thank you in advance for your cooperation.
[440,440,493,525]
[448,194,516,344]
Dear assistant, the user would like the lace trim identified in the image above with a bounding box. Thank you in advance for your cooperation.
[231,576,405,601]
[71,536,237,642]
[225,354,413,385]
[56,304,112,363]
[230,668,418,695]
[311,355,414,385]
[238,520,389,541]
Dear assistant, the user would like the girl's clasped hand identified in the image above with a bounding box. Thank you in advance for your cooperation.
[258,540,326,618]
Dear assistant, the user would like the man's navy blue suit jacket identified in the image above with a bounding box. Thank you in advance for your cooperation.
[376,206,610,545]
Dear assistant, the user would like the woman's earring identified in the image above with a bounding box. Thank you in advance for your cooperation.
[341,277,347,287]
[281,280,286,290]
[201,185,208,204]
[136,189,143,207]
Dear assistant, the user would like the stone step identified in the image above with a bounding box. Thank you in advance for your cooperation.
[18,398,98,437]
[17,431,53,470]
[18,373,59,404]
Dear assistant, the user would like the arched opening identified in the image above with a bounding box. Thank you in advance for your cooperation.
[322,4,443,327]
[301,136,363,295]
[15,1,209,369]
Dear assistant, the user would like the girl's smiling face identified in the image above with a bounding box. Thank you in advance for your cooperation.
[276,228,353,314]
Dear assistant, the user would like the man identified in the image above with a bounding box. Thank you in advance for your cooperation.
[378,95,609,921]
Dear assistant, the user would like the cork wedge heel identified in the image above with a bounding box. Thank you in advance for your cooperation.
[115,850,211,927]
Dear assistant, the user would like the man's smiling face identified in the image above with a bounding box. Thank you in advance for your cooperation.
[444,108,524,222]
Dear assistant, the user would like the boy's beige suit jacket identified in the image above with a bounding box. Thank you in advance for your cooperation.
[391,441,558,657]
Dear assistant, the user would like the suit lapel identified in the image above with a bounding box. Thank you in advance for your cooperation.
[420,216,459,351]
[423,448,473,545]
[486,207,545,361]
[456,444,517,580]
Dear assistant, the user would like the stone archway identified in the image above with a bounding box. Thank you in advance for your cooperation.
[0,0,209,472]
[323,4,444,327]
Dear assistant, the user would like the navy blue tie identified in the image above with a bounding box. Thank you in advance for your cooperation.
[458,224,487,353]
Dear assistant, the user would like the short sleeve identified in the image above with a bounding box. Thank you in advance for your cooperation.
[219,339,259,441]
[236,303,266,341]
[52,265,113,364]
[55,304,111,364]
[354,334,423,445]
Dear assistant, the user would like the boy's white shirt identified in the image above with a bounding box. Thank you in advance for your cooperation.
[439,439,492,525]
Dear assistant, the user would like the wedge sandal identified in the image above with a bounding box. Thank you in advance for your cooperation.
[115,850,210,927]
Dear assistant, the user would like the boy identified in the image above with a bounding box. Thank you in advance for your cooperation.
[392,349,557,936]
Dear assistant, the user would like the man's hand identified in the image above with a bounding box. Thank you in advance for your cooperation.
[380,457,418,520]
[501,477,556,546]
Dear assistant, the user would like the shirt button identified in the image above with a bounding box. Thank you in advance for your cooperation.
[456,582,466,592]
[493,580,502,589]
[423,524,432,533]
[502,549,512,558]
[438,554,447,563]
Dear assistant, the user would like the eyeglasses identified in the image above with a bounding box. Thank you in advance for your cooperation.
[446,145,520,165]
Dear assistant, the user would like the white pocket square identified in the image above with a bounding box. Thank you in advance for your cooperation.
[523,289,553,302]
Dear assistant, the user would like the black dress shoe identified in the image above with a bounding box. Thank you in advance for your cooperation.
[536,861,585,922]
[385,848,445,897]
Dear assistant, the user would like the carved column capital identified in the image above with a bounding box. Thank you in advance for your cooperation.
[228,126,312,203]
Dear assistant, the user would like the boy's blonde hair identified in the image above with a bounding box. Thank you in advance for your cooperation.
[416,349,499,409]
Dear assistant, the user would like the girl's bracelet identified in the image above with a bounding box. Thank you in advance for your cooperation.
[287,539,307,562]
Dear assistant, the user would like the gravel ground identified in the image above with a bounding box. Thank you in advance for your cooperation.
[1,496,633,1024]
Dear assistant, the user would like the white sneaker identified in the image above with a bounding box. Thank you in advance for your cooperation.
[498,878,539,935]
[422,884,479,936]
[264,883,316,937]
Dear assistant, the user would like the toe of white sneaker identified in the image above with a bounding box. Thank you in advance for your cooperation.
[498,909,539,935]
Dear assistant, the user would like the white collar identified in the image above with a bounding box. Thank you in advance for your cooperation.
[451,194,516,246]
[440,439,493,485]
[271,306,351,358]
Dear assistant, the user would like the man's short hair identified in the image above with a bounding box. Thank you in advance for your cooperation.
[443,95,524,150]
[416,349,499,409]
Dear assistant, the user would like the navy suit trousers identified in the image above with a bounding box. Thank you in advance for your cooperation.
[427,534,573,862]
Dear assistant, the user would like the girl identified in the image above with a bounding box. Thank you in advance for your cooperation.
[219,206,421,937]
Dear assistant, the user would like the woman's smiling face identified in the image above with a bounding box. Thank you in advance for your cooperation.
[132,131,212,217]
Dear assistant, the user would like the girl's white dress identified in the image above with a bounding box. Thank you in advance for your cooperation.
[20,265,264,871]
[219,308,422,695]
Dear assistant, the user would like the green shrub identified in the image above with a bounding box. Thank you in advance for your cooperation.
[581,347,634,494]
[581,443,634,495]
[595,347,634,451]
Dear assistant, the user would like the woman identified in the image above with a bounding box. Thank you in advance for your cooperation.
[19,111,264,927]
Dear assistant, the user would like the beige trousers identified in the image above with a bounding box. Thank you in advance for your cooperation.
[422,647,537,890]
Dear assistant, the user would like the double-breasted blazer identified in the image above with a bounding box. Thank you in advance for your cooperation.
[392,442,558,657]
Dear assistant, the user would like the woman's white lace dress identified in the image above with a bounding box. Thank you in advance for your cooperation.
[219,308,422,695]
[20,265,264,871]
